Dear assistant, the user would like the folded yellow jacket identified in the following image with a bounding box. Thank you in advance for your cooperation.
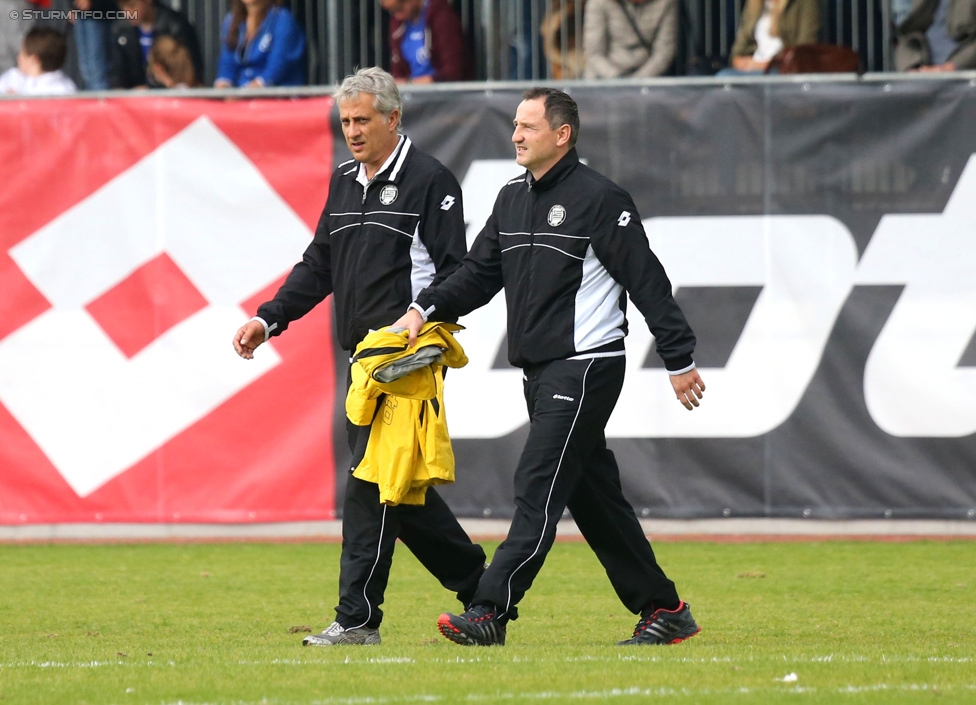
[347,322,468,506]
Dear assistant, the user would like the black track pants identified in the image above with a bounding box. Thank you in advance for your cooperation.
[472,356,679,620]
[335,423,486,630]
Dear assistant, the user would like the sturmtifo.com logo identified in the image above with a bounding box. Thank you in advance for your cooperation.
[9,8,137,20]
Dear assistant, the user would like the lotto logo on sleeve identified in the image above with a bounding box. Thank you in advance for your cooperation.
[617,211,632,227]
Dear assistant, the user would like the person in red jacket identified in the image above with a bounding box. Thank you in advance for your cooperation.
[380,0,471,83]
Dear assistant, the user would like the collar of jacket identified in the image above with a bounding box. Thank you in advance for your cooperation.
[354,135,412,187]
[525,147,580,192]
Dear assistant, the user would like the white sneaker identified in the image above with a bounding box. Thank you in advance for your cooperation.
[302,621,381,646]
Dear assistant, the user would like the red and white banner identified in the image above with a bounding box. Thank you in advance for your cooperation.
[0,97,338,523]
[4,83,976,524]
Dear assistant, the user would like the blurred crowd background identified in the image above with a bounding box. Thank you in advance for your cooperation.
[2,0,965,95]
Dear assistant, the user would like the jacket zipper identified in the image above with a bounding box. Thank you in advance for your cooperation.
[351,178,373,344]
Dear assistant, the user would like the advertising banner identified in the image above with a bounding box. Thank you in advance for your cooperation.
[394,80,976,520]
[2,79,976,523]
[0,96,337,522]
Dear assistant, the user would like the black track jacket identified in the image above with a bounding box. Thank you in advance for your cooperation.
[415,148,696,370]
[256,137,466,352]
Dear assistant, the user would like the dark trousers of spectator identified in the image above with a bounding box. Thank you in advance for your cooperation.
[335,417,486,630]
[473,356,680,621]
[74,19,112,90]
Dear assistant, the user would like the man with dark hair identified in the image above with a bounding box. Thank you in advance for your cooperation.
[21,27,68,72]
[233,67,485,647]
[393,87,705,647]
[0,27,77,94]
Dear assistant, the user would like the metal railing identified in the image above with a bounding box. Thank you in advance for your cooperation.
[53,0,895,88]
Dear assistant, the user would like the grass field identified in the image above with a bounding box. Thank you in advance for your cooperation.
[0,539,973,704]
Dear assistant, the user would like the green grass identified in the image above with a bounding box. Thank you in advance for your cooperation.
[0,539,973,703]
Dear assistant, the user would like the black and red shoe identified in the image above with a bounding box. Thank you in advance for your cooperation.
[618,601,701,645]
[437,604,506,646]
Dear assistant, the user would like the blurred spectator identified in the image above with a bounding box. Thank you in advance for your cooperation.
[72,0,116,90]
[720,0,819,75]
[1,0,35,74]
[109,0,203,88]
[214,0,306,87]
[380,0,470,83]
[891,0,914,25]
[894,0,976,72]
[583,0,677,78]
[148,33,200,86]
[506,0,545,80]
[0,26,77,94]
[542,0,586,78]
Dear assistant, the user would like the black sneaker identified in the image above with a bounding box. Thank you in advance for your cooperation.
[618,601,701,645]
[437,604,506,646]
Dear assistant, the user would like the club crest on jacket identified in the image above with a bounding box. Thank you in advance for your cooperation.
[379,185,398,205]
[548,204,566,227]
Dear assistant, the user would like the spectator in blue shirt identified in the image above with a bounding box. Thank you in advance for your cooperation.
[380,0,470,83]
[215,0,306,88]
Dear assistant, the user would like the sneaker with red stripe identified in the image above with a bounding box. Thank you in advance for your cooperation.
[438,604,506,646]
[618,601,701,645]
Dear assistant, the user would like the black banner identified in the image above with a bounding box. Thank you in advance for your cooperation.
[331,78,976,520]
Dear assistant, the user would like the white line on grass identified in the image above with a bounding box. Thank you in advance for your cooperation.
[2,654,971,670]
[153,683,976,704]
[319,683,976,703]
[0,660,175,668]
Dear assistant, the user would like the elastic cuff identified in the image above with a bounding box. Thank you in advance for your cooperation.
[664,356,695,375]
[408,301,432,322]
[250,316,273,342]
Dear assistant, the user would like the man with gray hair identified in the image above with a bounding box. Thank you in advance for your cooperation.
[233,67,486,646]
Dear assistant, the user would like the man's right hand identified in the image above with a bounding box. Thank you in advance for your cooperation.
[232,320,266,359]
[391,308,425,347]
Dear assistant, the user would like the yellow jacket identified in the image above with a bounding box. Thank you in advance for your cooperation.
[346,322,467,506]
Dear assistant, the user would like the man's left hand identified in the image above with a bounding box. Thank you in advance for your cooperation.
[670,369,705,410]
[391,308,425,347]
